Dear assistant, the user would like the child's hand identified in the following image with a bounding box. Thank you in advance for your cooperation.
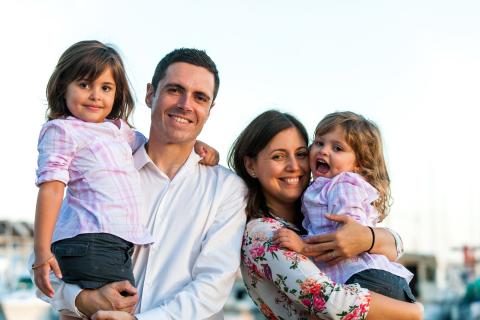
[194,140,219,166]
[33,251,62,298]
[273,228,306,254]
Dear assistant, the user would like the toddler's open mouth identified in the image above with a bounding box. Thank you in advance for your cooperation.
[315,159,330,176]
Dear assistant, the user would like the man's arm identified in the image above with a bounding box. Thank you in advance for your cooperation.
[28,252,138,318]
[136,177,247,320]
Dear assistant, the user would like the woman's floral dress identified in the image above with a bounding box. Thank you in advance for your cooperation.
[241,216,371,320]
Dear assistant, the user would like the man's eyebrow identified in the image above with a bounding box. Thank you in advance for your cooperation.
[165,83,185,89]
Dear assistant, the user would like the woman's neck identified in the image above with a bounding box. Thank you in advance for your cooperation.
[267,202,299,224]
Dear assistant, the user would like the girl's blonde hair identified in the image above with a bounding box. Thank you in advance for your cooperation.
[315,111,391,221]
[46,40,135,126]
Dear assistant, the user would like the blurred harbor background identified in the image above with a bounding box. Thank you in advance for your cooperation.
[2,0,480,319]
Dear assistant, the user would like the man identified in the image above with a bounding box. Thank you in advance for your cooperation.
[32,48,247,320]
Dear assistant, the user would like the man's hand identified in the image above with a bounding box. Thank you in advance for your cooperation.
[303,214,370,264]
[91,310,136,320]
[76,281,138,318]
[273,228,306,254]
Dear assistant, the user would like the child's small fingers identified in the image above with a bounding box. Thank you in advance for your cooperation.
[38,277,53,297]
[43,277,55,297]
[35,266,54,297]
[50,259,62,279]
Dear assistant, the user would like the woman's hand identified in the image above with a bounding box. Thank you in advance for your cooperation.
[303,214,371,264]
[91,310,136,320]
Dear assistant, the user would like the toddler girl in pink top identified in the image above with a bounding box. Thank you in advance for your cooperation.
[276,111,415,302]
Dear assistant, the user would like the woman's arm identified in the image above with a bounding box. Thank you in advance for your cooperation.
[243,218,371,319]
[244,218,421,320]
[303,214,401,264]
[368,292,423,320]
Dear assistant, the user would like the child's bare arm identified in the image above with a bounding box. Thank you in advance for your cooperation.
[33,181,65,298]
[194,140,220,166]
[272,228,307,254]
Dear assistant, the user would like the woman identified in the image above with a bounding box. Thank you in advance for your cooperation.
[228,110,422,319]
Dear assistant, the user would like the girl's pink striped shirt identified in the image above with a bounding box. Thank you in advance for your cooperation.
[36,117,153,245]
[302,172,412,284]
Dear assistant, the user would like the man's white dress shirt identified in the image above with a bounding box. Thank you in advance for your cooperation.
[30,145,247,319]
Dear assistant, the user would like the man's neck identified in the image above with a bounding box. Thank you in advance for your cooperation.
[146,138,195,179]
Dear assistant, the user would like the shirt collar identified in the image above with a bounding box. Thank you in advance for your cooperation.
[133,143,151,171]
[133,143,201,177]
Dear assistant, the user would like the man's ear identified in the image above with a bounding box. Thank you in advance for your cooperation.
[145,83,155,108]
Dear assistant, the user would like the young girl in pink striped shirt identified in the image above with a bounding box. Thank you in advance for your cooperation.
[275,111,415,303]
[33,40,216,298]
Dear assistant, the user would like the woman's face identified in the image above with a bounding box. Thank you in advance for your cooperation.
[246,127,310,212]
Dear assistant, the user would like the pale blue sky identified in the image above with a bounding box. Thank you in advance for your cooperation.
[1,0,479,265]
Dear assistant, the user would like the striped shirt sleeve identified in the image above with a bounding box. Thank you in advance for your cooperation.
[36,121,77,186]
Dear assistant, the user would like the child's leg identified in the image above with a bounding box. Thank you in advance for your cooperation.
[346,269,415,302]
[51,233,135,289]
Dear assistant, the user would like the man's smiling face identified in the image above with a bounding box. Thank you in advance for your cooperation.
[146,62,215,146]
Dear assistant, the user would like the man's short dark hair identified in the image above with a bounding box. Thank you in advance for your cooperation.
[151,48,220,101]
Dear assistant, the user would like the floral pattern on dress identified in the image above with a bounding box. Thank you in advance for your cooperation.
[241,216,371,320]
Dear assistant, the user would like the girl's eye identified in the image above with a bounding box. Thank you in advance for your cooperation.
[333,145,343,152]
[102,86,112,92]
[315,141,323,147]
[78,82,89,89]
